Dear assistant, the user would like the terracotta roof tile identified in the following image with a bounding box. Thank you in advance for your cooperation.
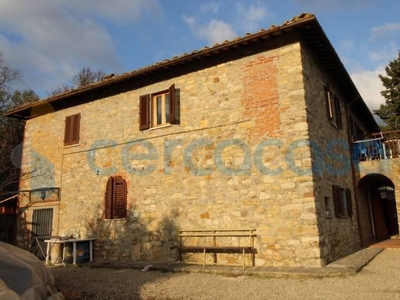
[5,12,377,132]
[3,13,317,115]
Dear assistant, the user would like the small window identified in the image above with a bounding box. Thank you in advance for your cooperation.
[332,185,353,218]
[152,92,170,127]
[139,84,177,130]
[104,176,127,219]
[64,113,80,146]
[325,87,342,129]
[324,196,332,217]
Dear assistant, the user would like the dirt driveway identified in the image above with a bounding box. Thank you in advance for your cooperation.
[51,249,400,300]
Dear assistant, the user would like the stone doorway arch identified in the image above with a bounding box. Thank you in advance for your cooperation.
[358,174,399,245]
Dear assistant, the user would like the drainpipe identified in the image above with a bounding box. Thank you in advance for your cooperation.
[346,97,365,248]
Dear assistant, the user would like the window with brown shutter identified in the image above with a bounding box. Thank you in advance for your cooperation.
[139,95,150,130]
[104,176,127,219]
[104,177,113,219]
[332,185,352,218]
[169,84,176,124]
[332,185,342,217]
[64,113,81,146]
[325,87,342,129]
[334,95,342,128]
[139,84,178,131]
[346,188,353,217]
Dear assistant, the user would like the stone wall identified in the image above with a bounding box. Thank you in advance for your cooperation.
[17,36,349,268]
[301,42,361,264]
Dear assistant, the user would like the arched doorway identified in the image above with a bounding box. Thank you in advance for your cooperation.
[358,174,399,245]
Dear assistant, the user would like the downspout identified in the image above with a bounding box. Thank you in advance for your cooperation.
[346,96,365,248]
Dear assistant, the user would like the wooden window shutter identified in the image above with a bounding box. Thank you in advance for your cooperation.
[346,188,353,217]
[139,94,150,130]
[105,177,113,219]
[64,113,80,146]
[335,96,342,128]
[113,176,127,219]
[104,176,127,219]
[325,87,333,120]
[64,116,72,145]
[332,185,342,217]
[169,84,176,124]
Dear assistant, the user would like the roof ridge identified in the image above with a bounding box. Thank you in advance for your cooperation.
[29,13,315,102]
[5,12,317,117]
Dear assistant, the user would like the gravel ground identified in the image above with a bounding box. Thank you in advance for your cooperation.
[51,249,400,300]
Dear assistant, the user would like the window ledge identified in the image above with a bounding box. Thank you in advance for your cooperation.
[103,218,127,222]
[148,123,171,131]
[30,199,60,204]
[64,143,80,148]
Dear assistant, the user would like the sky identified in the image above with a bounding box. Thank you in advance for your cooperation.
[0,0,399,114]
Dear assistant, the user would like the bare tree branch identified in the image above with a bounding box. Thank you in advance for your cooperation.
[0,52,39,200]
[72,67,105,87]
[0,52,21,91]
[0,169,39,197]
[48,66,105,96]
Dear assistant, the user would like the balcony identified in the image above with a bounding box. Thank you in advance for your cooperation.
[353,130,400,161]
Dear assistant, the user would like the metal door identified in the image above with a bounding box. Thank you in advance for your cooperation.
[32,208,53,236]
[30,208,53,259]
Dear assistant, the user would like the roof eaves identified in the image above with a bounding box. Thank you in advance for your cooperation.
[5,13,317,119]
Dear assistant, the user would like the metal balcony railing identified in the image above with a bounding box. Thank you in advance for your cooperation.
[352,130,400,161]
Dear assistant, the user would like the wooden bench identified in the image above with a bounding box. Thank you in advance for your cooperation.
[169,229,256,269]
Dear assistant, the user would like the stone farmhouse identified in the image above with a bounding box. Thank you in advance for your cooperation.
[6,13,400,268]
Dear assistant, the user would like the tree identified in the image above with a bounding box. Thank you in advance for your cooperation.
[72,67,105,87]
[48,84,72,97]
[0,53,20,90]
[0,52,39,197]
[374,51,400,130]
[0,90,39,196]
[49,67,106,96]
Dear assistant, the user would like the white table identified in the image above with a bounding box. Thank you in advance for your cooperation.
[44,237,96,265]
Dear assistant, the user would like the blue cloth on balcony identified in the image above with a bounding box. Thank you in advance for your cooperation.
[353,140,382,160]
